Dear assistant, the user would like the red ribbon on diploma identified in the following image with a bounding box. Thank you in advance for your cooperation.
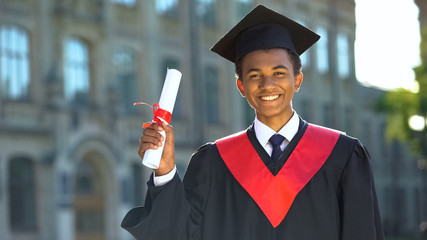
[134,102,172,128]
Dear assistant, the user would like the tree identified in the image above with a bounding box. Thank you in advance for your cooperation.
[377,22,427,157]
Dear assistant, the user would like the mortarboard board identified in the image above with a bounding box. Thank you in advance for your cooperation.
[211,5,320,63]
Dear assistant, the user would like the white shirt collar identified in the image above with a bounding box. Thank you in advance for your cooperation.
[254,112,300,149]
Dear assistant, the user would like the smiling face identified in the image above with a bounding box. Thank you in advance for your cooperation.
[237,48,303,131]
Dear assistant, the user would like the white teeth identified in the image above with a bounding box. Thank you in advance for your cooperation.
[261,95,279,101]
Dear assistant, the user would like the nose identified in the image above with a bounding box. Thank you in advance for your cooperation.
[260,76,276,89]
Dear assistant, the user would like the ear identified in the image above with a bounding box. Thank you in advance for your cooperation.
[236,79,245,97]
[294,73,303,92]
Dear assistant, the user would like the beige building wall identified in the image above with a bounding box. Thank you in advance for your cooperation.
[0,0,423,239]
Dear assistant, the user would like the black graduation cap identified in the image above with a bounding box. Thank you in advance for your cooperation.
[211,5,320,63]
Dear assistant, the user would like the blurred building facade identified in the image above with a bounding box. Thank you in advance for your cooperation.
[0,0,423,239]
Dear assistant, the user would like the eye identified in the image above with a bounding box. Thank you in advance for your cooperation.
[249,73,261,79]
[274,72,286,76]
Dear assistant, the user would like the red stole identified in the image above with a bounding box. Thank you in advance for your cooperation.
[216,124,340,228]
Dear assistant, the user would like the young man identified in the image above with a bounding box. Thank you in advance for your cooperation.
[121,5,384,240]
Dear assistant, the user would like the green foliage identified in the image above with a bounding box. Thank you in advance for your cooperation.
[376,88,419,143]
[416,26,427,117]
[414,64,427,116]
[376,25,427,157]
[413,63,427,156]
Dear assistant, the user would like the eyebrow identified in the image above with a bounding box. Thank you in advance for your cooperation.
[272,65,288,70]
[246,65,289,74]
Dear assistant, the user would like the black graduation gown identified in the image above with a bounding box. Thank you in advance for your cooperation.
[121,120,384,240]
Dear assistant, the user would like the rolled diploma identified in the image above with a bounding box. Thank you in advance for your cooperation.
[142,68,182,169]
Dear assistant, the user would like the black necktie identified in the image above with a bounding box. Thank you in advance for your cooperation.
[269,134,285,162]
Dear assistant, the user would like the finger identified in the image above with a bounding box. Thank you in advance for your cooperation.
[143,127,165,141]
[143,123,160,132]
[143,122,164,132]
[162,122,174,144]
[162,121,173,134]
[150,122,163,132]
[138,142,161,159]
[140,135,163,146]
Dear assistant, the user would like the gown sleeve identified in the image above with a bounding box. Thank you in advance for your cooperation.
[121,144,212,240]
[338,141,384,240]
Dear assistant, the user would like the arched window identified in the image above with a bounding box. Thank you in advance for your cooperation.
[197,0,216,26]
[337,33,350,78]
[114,46,136,112]
[155,0,179,16]
[75,160,96,195]
[316,26,329,73]
[0,25,30,100]
[112,0,135,7]
[296,20,310,68]
[8,157,37,231]
[63,37,90,103]
[74,159,104,238]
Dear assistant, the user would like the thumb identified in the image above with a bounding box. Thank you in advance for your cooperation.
[162,121,174,143]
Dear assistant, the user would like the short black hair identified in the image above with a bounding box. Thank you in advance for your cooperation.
[234,48,302,80]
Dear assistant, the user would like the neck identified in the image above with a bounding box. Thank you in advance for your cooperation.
[257,111,294,132]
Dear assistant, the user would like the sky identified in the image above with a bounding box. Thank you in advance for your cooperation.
[355,0,421,91]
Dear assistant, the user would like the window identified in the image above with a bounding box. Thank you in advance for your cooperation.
[75,161,95,195]
[299,98,311,122]
[161,58,182,119]
[205,67,219,124]
[237,0,253,19]
[323,102,332,127]
[296,20,310,68]
[8,157,37,231]
[63,38,90,103]
[197,0,216,26]
[316,26,329,73]
[112,0,135,7]
[0,25,30,100]
[362,118,371,149]
[300,50,309,69]
[114,47,136,112]
[343,107,353,134]
[155,0,179,16]
[337,33,350,78]
[74,160,105,237]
